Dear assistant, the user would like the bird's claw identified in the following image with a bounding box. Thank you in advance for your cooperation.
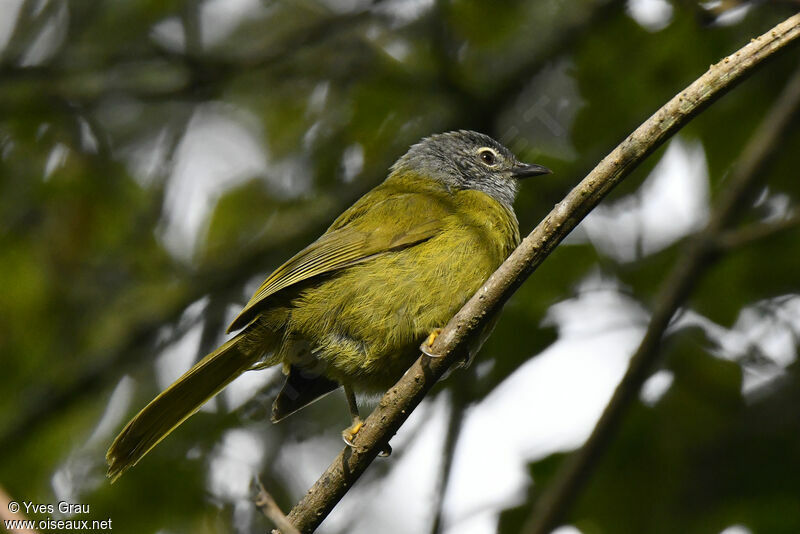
[342,417,364,447]
[420,328,443,358]
[342,418,392,457]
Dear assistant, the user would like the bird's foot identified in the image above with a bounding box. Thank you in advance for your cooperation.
[341,418,392,457]
[342,417,364,447]
[420,328,444,358]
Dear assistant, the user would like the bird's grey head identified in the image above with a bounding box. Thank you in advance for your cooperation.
[390,130,551,209]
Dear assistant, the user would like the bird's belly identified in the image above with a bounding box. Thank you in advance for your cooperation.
[286,233,501,391]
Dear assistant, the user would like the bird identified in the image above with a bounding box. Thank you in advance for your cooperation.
[106,130,550,481]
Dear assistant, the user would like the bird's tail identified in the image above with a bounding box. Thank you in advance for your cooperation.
[106,330,274,482]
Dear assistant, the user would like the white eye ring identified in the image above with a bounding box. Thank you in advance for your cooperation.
[478,147,500,166]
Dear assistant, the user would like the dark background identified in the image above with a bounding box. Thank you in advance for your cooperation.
[1,1,799,533]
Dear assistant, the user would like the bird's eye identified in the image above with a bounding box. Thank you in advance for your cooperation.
[478,148,498,166]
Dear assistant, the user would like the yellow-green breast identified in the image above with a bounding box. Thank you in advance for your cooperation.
[284,173,520,391]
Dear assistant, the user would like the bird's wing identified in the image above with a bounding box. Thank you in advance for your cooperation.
[226,188,447,332]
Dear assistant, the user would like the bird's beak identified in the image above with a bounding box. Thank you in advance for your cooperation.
[511,162,552,179]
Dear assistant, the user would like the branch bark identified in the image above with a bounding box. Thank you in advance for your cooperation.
[256,481,302,534]
[521,52,800,534]
[281,13,800,534]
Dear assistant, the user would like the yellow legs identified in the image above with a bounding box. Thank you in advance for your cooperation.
[420,328,443,358]
[341,384,363,447]
[341,384,391,457]
[340,327,445,455]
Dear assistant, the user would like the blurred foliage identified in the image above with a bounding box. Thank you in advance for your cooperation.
[0,1,799,533]
[500,332,800,534]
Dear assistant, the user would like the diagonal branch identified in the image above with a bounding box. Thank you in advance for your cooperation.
[281,13,800,534]
[521,53,800,534]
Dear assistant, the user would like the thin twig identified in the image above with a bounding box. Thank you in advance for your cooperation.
[429,390,466,534]
[256,480,302,534]
[716,213,800,250]
[521,59,800,534]
[281,13,800,534]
